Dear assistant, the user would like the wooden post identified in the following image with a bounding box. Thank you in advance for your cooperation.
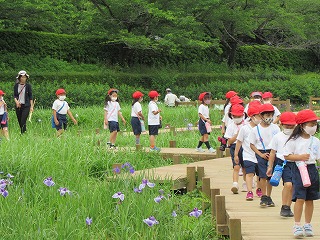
[186,166,196,192]
[216,148,223,158]
[229,218,242,240]
[285,99,291,112]
[136,144,142,151]
[215,195,228,235]
[210,188,220,218]
[95,128,100,134]
[225,148,231,157]
[170,126,176,136]
[112,163,122,174]
[172,155,181,164]
[197,166,205,182]
[169,140,176,148]
[202,177,211,210]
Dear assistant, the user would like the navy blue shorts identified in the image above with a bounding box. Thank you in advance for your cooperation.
[108,121,120,132]
[131,117,141,135]
[0,114,8,128]
[148,125,159,136]
[55,113,67,131]
[292,164,319,202]
[256,149,272,179]
[229,144,244,167]
[243,160,259,175]
[277,158,294,183]
[198,118,210,136]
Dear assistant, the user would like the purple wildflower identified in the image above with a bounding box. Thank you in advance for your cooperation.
[58,187,71,196]
[139,179,155,190]
[143,216,159,227]
[172,211,177,217]
[189,208,202,218]
[43,177,55,187]
[154,195,164,203]
[7,173,14,178]
[133,187,142,193]
[0,188,8,198]
[112,192,125,201]
[113,167,121,174]
[86,217,92,226]
[159,189,164,195]
[129,167,135,174]
[0,179,7,189]
[121,162,135,174]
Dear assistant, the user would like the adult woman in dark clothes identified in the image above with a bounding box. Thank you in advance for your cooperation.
[13,70,34,134]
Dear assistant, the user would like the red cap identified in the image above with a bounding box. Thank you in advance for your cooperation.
[56,88,66,95]
[248,100,262,108]
[225,90,237,99]
[259,103,274,113]
[280,112,296,125]
[108,88,118,95]
[148,90,160,98]
[247,106,260,117]
[230,96,243,105]
[250,91,262,97]
[296,110,319,124]
[132,91,144,99]
[230,104,244,116]
[198,92,208,101]
[262,92,273,99]
[0,90,5,95]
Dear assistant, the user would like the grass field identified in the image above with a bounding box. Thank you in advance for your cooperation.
[0,104,225,239]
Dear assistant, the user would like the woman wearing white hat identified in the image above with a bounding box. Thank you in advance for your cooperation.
[13,70,34,134]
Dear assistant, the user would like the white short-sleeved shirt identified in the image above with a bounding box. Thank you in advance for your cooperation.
[283,136,320,165]
[0,100,5,115]
[249,123,280,150]
[148,101,160,125]
[164,93,179,107]
[222,104,231,126]
[198,104,209,119]
[269,132,291,161]
[224,120,245,139]
[131,102,142,117]
[237,123,257,163]
[104,101,121,122]
[52,100,70,115]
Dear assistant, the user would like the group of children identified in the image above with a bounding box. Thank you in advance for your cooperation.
[220,90,320,238]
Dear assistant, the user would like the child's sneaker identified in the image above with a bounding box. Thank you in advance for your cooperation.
[231,182,239,194]
[208,147,216,153]
[280,205,294,217]
[196,147,205,152]
[110,145,116,150]
[242,182,247,192]
[303,223,314,237]
[246,191,254,201]
[150,146,161,152]
[293,225,304,239]
[260,195,268,207]
[256,188,262,198]
[266,196,275,207]
[238,167,243,176]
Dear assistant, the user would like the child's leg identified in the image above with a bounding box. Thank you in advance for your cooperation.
[304,200,314,223]
[246,173,254,192]
[2,128,9,140]
[259,178,267,195]
[109,131,117,145]
[294,199,305,223]
[150,135,155,147]
[197,135,204,148]
[56,129,64,137]
[282,182,293,206]
[266,181,273,196]
[233,165,240,183]
[135,134,141,144]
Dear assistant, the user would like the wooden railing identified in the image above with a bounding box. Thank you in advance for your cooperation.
[309,97,320,110]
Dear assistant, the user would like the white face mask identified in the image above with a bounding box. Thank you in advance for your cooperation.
[59,96,66,101]
[204,99,211,105]
[0,96,3,101]
[283,128,294,135]
[303,126,317,136]
[263,117,273,125]
[251,116,261,125]
[233,117,243,124]
[111,97,117,102]
[263,100,271,104]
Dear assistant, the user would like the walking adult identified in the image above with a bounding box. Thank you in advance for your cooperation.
[14,70,34,134]
[164,88,180,107]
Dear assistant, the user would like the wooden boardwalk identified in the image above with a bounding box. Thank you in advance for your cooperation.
[131,157,320,240]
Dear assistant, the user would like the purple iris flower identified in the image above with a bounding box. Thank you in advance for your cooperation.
[189,208,202,218]
[154,195,164,203]
[159,189,164,195]
[58,187,71,196]
[43,177,55,187]
[86,217,92,226]
[0,188,8,198]
[129,167,135,174]
[0,179,7,189]
[133,187,142,193]
[143,216,159,227]
[113,167,121,174]
[121,162,135,174]
[7,173,14,178]
[112,192,125,201]
[172,211,177,217]
[139,179,155,190]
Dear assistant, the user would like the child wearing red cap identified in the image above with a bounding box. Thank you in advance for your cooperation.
[267,112,296,217]
[235,104,262,200]
[196,92,215,153]
[52,88,77,137]
[224,104,247,193]
[131,91,145,145]
[283,109,320,238]
[244,91,262,113]
[148,90,161,151]
[262,92,281,123]
[0,90,9,140]
[249,103,280,207]
[104,88,126,149]
[221,90,238,134]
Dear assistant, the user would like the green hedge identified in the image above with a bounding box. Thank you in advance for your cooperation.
[235,45,318,71]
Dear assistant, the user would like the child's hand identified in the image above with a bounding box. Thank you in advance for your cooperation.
[234,155,239,165]
[54,120,59,126]
[73,119,78,125]
[158,109,162,113]
[266,167,273,177]
[260,152,270,160]
[122,119,126,125]
[299,154,310,161]
[104,120,108,126]
[207,120,212,125]
[16,102,21,108]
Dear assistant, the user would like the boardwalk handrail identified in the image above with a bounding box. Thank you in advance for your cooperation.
[309,96,320,110]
